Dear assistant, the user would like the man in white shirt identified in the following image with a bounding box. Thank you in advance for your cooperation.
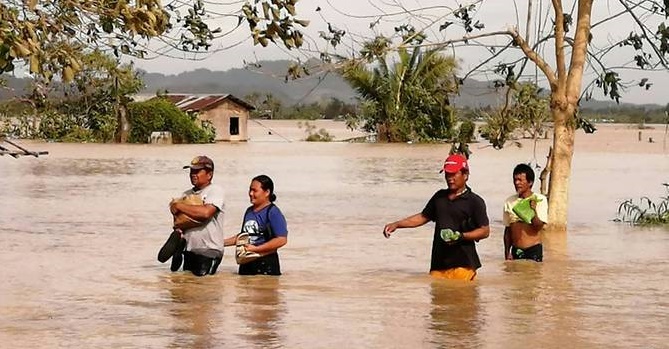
[165,155,226,276]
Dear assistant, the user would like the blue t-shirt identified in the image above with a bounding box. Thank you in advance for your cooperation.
[242,204,288,246]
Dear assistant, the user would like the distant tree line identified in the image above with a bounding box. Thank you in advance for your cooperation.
[243,92,358,120]
[579,104,669,125]
[1,49,666,145]
[0,51,213,143]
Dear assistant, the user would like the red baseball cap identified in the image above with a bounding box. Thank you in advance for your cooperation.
[440,154,469,173]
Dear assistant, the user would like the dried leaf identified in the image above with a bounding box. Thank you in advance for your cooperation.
[262,2,270,20]
[294,32,303,47]
[13,42,31,57]
[62,66,74,82]
[29,55,39,74]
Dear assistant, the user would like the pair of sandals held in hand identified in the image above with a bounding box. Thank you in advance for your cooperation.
[158,195,204,263]
[235,232,263,265]
[159,231,261,265]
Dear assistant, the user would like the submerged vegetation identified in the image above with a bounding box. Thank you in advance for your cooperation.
[616,184,669,226]
[298,121,333,142]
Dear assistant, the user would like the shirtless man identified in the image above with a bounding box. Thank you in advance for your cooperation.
[503,164,548,262]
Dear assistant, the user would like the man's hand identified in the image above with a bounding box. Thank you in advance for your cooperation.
[170,194,204,215]
[440,229,462,244]
[383,223,398,238]
[529,194,545,210]
[170,203,181,215]
[169,199,180,214]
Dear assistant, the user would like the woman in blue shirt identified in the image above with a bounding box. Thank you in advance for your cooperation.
[226,175,288,275]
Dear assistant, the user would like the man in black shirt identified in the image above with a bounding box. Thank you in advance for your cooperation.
[383,154,490,281]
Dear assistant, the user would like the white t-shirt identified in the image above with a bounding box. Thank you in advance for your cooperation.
[181,183,226,257]
[502,192,548,226]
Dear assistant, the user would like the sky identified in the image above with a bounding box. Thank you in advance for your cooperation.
[130,0,669,106]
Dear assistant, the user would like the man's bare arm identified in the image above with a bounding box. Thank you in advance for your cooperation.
[172,202,218,221]
[462,225,490,242]
[503,226,513,260]
[383,213,430,238]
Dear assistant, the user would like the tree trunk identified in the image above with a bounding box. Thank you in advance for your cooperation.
[115,104,129,143]
[376,122,391,142]
[547,106,576,233]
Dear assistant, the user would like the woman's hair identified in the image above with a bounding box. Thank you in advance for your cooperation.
[252,174,277,202]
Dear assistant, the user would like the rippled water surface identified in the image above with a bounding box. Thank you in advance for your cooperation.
[1,140,667,349]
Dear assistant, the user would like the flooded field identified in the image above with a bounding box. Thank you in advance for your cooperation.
[1,124,668,348]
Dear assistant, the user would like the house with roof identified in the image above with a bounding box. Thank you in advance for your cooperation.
[162,94,255,142]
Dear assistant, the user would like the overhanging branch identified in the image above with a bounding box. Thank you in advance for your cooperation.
[411,29,558,89]
[617,0,669,69]
[461,42,513,81]
[507,30,559,90]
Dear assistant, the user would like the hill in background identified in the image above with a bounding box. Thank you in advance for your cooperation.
[138,60,664,111]
[2,59,664,111]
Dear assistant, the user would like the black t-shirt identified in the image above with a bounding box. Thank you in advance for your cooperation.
[422,187,489,271]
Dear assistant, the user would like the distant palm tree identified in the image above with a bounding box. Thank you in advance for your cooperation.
[244,92,261,109]
[341,45,458,142]
[261,93,283,119]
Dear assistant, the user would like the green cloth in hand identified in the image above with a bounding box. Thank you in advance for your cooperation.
[440,228,462,243]
[512,195,542,224]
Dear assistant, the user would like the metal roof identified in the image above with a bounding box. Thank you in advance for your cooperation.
[159,94,255,111]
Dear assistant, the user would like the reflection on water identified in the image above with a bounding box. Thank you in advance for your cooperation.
[234,277,284,349]
[429,281,482,347]
[0,142,667,348]
[542,231,568,260]
[164,274,225,349]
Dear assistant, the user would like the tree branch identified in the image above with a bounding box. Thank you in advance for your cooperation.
[616,0,669,69]
[507,29,559,90]
[461,42,514,81]
[566,0,594,101]
[413,29,558,89]
[552,0,567,94]
[590,3,639,29]
[526,0,534,45]
[324,0,460,20]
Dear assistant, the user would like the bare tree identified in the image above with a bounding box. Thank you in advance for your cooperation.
[312,1,669,233]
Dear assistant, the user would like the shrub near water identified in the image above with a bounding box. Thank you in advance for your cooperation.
[127,98,215,143]
[616,184,669,226]
[298,121,333,142]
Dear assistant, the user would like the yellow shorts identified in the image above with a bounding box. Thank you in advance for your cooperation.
[430,267,477,281]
